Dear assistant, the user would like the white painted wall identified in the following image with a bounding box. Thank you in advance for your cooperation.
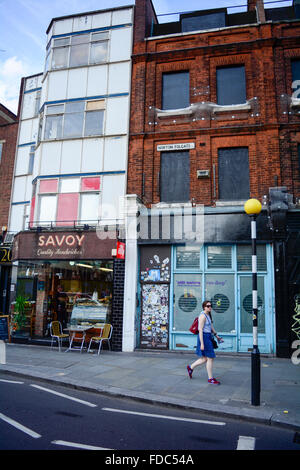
[9,7,133,234]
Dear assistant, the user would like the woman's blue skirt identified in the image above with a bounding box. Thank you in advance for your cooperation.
[196,332,216,358]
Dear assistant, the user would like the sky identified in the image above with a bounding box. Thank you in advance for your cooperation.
[0,0,293,114]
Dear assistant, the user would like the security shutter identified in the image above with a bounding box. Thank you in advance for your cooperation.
[218,147,250,200]
[160,151,190,203]
[217,66,246,105]
[162,72,190,110]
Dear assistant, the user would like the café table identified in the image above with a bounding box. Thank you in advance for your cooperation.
[64,325,93,353]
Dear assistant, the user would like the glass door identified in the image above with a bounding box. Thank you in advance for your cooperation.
[238,275,268,352]
[204,273,237,352]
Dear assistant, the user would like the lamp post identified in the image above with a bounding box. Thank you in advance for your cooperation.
[244,198,262,406]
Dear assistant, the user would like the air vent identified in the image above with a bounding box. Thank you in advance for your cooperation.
[197,170,210,178]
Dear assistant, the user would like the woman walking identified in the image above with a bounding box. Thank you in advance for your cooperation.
[187,300,222,384]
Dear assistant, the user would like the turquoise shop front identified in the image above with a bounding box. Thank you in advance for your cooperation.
[138,243,275,354]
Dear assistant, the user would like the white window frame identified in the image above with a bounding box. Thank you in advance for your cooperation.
[50,31,109,71]
[43,100,105,141]
[37,176,101,226]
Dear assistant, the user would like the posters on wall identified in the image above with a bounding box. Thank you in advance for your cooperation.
[140,246,170,283]
[140,246,171,349]
[140,284,169,349]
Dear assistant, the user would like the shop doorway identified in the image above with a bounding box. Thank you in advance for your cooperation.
[169,244,275,354]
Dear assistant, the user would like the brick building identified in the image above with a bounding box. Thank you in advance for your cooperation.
[123,0,300,357]
[0,102,19,315]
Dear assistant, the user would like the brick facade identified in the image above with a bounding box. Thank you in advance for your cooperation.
[128,0,300,208]
[0,104,18,232]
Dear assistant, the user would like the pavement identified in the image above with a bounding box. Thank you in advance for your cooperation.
[1,341,300,431]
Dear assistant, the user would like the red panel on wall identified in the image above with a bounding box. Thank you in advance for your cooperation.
[81,177,100,191]
[39,179,58,193]
[56,193,79,226]
[29,196,35,228]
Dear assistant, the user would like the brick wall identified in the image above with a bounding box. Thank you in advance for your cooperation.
[129,3,300,206]
[0,121,18,230]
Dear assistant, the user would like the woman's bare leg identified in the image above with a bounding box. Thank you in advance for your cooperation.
[190,357,207,370]
[206,358,214,379]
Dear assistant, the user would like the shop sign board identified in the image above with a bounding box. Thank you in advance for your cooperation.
[12,231,115,261]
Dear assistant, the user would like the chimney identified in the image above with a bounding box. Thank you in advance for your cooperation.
[248,0,266,23]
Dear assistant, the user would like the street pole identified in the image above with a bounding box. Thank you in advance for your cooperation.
[250,214,260,406]
[244,198,262,407]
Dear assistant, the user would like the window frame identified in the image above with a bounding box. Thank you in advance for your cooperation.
[217,147,250,201]
[28,145,35,175]
[50,30,109,71]
[160,150,190,203]
[216,65,247,106]
[36,176,101,226]
[206,245,233,271]
[43,100,105,141]
[161,71,190,110]
[291,58,300,99]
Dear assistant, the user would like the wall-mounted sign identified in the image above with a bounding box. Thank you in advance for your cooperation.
[116,241,125,260]
[197,169,210,178]
[157,143,195,152]
[12,231,115,260]
[0,248,12,264]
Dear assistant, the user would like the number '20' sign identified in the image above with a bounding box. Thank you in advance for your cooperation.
[0,248,12,263]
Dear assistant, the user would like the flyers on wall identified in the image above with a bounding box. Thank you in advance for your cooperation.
[140,246,171,349]
[140,284,169,349]
[140,246,171,283]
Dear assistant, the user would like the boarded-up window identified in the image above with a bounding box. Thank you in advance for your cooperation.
[160,151,190,203]
[162,72,190,110]
[292,59,300,97]
[218,147,249,200]
[217,66,246,105]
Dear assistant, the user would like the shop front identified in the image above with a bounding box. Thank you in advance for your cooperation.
[136,208,276,354]
[138,243,275,354]
[10,230,120,344]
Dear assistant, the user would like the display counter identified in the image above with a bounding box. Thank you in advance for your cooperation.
[69,297,111,343]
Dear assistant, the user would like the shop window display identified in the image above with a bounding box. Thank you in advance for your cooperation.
[12,260,113,338]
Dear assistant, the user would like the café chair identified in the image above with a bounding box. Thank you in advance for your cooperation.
[87,323,113,355]
[50,321,69,352]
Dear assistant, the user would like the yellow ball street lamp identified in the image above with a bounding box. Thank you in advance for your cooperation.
[244,198,262,216]
[244,198,262,406]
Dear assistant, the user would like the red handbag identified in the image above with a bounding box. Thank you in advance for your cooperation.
[189,316,199,334]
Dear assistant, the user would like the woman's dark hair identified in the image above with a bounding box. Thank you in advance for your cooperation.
[202,300,212,320]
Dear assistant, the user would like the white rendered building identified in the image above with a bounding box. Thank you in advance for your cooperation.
[8,6,134,347]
